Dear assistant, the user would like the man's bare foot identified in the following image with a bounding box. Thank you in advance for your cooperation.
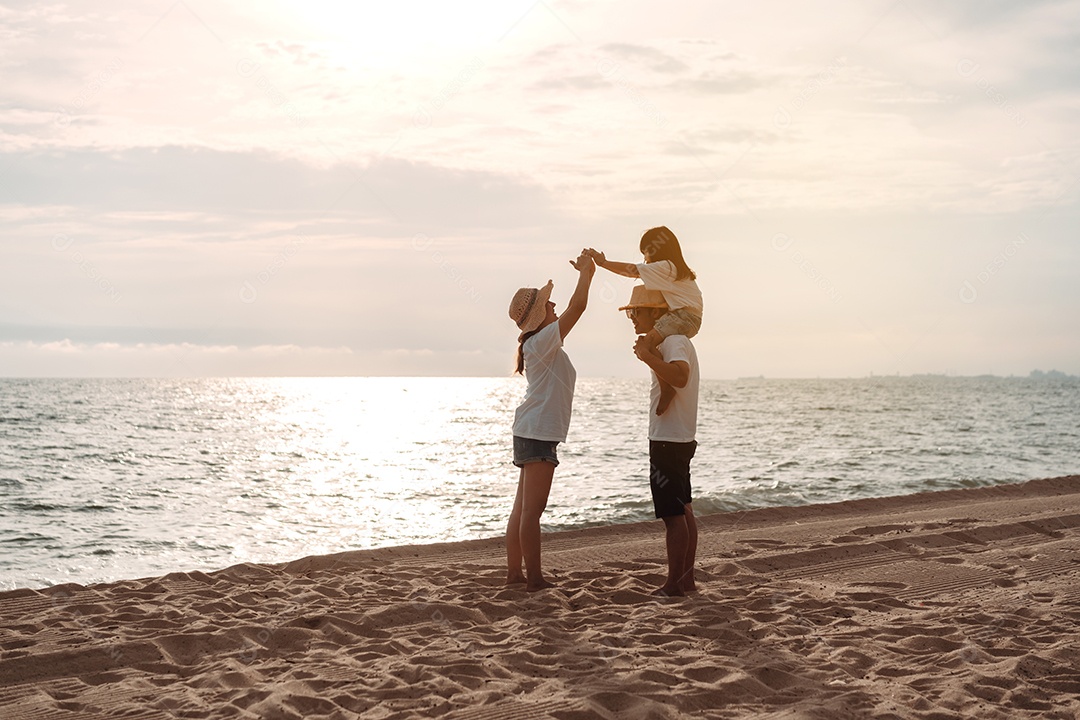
[681,580,697,593]
[526,578,555,592]
[652,585,685,597]
[505,573,527,585]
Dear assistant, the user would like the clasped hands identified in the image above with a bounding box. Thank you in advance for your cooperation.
[633,335,658,363]
[569,248,596,274]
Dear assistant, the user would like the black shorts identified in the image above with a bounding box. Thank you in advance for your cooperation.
[649,440,696,518]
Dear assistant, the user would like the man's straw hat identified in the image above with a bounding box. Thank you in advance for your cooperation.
[618,284,668,311]
[508,280,553,333]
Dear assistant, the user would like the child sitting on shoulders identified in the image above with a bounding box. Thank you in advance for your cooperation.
[588,226,702,415]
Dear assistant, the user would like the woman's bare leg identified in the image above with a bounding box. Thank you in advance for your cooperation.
[505,467,526,584]
[519,460,556,591]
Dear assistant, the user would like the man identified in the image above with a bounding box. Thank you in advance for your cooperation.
[620,284,700,596]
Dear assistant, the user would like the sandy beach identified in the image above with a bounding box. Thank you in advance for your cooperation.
[2,475,1079,719]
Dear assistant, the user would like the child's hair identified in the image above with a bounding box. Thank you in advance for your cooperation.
[640,226,696,281]
[514,329,541,375]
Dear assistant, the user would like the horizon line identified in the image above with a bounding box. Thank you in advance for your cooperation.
[2,371,1077,381]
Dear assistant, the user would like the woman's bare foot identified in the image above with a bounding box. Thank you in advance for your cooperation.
[526,578,555,592]
[505,573,527,585]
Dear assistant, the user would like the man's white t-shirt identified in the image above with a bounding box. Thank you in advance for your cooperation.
[512,322,577,442]
[636,260,703,314]
[648,335,699,443]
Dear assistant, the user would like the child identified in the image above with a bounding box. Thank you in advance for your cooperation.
[588,226,702,415]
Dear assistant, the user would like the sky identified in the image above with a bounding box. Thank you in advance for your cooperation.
[1,0,1078,378]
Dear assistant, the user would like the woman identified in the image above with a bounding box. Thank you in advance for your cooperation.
[505,249,594,591]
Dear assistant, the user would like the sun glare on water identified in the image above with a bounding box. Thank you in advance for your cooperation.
[238,378,516,552]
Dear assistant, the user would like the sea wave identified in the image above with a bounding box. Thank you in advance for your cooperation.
[1,376,1077,590]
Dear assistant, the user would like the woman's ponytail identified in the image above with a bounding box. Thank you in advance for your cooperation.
[514,329,540,375]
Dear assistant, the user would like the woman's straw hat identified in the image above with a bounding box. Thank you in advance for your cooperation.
[618,284,668,311]
[508,280,553,333]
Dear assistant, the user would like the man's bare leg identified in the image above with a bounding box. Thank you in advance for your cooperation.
[681,503,698,593]
[654,514,689,596]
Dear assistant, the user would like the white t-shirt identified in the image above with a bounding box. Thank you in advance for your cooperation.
[649,335,699,443]
[636,260,703,314]
[512,321,577,442]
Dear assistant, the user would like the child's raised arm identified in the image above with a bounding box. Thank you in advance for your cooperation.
[585,248,639,279]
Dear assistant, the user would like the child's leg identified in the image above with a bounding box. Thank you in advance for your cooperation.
[644,328,677,416]
[672,308,702,340]
[643,328,663,350]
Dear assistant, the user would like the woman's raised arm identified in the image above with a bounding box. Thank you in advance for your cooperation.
[558,251,595,339]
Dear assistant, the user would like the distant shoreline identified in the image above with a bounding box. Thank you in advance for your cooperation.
[3,372,1078,381]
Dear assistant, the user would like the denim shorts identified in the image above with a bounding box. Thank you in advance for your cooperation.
[513,436,560,468]
[655,307,701,340]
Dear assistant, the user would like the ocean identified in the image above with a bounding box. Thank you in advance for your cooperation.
[1,376,1077,591]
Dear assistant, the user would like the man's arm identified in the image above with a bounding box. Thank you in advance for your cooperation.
[633,337,689,388]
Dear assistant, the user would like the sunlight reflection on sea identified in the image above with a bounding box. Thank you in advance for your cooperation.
[1,376,1077,589]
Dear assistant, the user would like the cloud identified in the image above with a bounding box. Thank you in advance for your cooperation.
[599,43,689,74]
[0,339,337,376]
[255,40,326,66]
[0,339,506,377]
[665,127,781,156]
[928,0,1068,30]
[0,146,561,229]
[532,74,609,91]
[671,69,770,94]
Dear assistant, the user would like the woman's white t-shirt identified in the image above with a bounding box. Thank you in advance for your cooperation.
[512,322,577,442]
[636,260,703,314]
